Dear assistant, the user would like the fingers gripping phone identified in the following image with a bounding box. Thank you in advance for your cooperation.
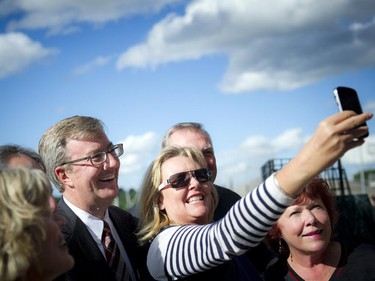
[333,86,369,138]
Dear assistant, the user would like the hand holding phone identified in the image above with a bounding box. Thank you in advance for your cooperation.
[333,86,369,138]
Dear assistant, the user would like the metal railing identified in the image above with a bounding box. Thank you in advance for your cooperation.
[261,159,351,196]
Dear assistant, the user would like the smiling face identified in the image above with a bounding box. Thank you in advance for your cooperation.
[158,155,213,225]
[57,132,120,214]
[277,197,332,257]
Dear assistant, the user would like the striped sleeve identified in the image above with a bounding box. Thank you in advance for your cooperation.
[147,173,295,280]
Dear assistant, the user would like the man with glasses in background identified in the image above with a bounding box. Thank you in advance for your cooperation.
[38,115,152,281]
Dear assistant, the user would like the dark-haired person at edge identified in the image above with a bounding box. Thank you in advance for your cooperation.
[0,144,45,170]
[136,111,372,280]
[38,115,153,281]
[0,144,58,214]
[265,177,375,281]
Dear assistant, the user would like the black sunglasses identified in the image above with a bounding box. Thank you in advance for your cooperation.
[158,168,212,191]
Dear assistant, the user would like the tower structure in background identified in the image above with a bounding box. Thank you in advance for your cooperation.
[261,158,351,195]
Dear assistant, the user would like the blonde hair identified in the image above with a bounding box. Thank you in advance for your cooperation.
[137,146,218,245]
[0,168,51,281]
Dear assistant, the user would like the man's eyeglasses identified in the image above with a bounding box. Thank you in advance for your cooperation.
[158,168,211,191]
[60,143,124,166]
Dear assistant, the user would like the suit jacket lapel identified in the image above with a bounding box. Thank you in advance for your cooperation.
[57,199,115,280]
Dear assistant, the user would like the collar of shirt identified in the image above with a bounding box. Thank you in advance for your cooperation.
[63,197,108,247]
[62,197,137,280]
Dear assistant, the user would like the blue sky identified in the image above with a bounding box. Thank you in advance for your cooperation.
[1,0,375,196]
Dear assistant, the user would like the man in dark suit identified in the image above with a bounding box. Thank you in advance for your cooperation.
[39,115,152,281]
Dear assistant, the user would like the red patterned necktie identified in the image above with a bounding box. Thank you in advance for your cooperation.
[101,221,130,281]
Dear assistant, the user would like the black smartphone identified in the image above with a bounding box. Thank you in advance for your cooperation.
[333,86,369,138]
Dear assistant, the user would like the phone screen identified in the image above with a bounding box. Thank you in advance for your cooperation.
[334,86,364,114]
[333,86,368,138]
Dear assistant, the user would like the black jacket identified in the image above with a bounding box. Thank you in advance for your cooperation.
[54,198,153,281]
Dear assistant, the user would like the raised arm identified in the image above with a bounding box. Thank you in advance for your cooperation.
[276,111,372,196]
[148,111,372,280]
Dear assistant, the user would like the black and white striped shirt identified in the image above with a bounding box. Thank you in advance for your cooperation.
[147,173,295,280]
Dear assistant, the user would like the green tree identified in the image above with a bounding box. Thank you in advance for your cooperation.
[115,187,139,210]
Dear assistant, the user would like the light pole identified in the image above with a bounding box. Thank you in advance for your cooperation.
[359,145,366,194]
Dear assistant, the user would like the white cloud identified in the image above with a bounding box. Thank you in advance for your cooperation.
[116,0,375,93]
[364,101,375,113]
[3,0,374,90]
[118,132,160,189]
[271,128,305,153]
[341,136,375,165]
[72,56,112,75]
[215,127,308,189]
[1,0,179,35]
[0,32,56,79]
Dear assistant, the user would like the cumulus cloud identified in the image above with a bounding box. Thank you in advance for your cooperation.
[116,0,375,93]
[117,132,160,189]
[215,127,307,189]
[2,0,374,91]
[0,32,56,79]
[1,0,178,35]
